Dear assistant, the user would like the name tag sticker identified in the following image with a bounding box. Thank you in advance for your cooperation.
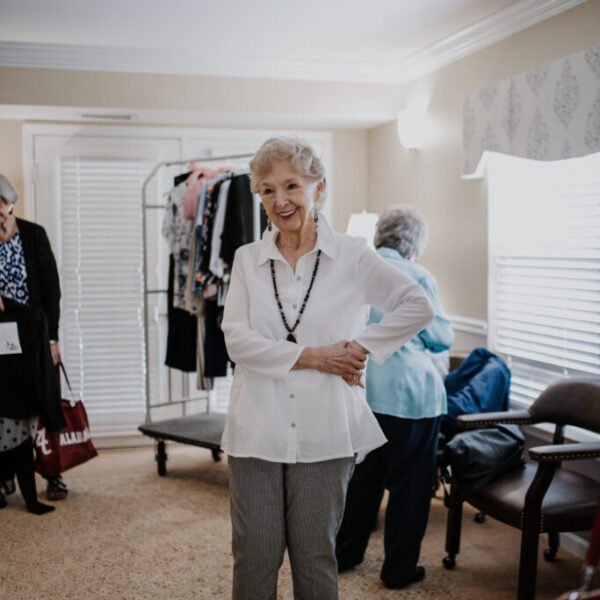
[0,322,23,355]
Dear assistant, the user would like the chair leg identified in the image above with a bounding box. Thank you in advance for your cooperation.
[432,467,440,496]
[518,462,556,600]
[443,494,463,569]
[544,532,559,562]
[518,522,540,600]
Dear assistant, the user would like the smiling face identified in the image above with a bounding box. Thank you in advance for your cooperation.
[258,160,323,237]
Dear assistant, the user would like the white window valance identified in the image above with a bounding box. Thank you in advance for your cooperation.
[463,44,600,175]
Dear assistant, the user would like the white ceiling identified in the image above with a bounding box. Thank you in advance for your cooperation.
[0,0,586,83]
[1,0,513,59]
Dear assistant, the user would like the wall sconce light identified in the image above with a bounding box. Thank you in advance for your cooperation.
[346,210,379,249]
[397,108,427,150]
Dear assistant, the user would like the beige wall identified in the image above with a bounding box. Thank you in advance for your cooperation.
[0,67,400,124]
[0,120,25,218]
[367,0,600,321]
[331,130,368,232]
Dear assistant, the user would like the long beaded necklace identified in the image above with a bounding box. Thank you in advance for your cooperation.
[270,249,322,343]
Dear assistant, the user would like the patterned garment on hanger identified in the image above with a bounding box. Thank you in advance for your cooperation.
[162,181,192,309]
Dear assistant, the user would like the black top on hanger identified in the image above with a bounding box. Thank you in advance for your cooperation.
[173,171,193,186]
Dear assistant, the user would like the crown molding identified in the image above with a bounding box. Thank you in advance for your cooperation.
[0,41,394,83]
[389,0,588,84]
[0,0,586,84]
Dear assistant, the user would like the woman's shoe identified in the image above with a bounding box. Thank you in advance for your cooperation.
[46,475,68,501]
[383,566,426,589]
[13,439,55,514]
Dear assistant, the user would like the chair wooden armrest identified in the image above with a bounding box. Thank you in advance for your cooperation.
[456,410,533,430]
[528,442,600,463]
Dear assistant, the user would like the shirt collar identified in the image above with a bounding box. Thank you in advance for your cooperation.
[257,216,337,265]
[377,246,404,260]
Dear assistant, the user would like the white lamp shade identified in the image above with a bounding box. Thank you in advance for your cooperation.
[346,211,379,249]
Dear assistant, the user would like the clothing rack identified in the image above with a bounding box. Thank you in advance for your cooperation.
[140,153,254,427]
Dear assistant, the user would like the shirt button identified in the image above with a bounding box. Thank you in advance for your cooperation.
[292,304,297,309]
[290,393,295,399]
[296,276,301,281]
[291,423,296,428]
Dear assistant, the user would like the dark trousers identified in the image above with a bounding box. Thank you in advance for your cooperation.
[0,439,42,508]
[0,450,15,482]
[336,412,442,587]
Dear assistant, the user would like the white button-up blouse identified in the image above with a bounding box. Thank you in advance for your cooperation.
[221,218,435,463]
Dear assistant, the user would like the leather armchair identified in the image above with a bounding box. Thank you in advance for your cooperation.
[442,379,600,600]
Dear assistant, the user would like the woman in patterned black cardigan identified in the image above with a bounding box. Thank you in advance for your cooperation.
[0,174,67,510]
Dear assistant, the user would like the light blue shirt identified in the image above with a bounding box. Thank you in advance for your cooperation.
[366,247,454,419]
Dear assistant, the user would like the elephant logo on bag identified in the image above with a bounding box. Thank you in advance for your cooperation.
[36,428,52,456]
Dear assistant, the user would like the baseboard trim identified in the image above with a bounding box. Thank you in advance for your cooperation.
[449,315,488,337]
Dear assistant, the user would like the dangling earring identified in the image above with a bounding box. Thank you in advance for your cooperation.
[267,218,272,232]
[313,206,319,224]
[8,205,14,215]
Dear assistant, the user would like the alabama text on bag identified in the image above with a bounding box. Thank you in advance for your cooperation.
[35,362,97,478]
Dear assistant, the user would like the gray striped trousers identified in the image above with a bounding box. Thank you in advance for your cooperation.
[228,456,355,600]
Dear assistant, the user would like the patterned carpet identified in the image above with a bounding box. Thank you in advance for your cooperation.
[0,446,583,599]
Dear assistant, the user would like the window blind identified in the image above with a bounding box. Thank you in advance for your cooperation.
[60,157,154,435]
[487,151,600,406]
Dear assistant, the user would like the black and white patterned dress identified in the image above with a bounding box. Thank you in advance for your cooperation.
[0,232,39,452]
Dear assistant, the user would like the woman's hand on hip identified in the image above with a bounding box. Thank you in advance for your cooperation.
[341,341,369,388]
[0,296,4,312]
[294,340,368,386]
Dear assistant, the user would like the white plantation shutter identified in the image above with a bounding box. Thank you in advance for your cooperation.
[60,157,154,435]
[487,151,600,407]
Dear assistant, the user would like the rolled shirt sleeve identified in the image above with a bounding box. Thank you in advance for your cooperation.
[417,273,454,352]
[354,245,435,364]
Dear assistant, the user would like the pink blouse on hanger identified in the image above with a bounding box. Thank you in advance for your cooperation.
[183,165,231,220]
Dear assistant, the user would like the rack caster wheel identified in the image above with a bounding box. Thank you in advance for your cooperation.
[156,441,168,476]
[543,548,557,562]
[211,449,222,462]
[443,555,456,569]
[474,512,485,523]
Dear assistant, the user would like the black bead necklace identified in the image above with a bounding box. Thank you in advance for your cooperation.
[270,249,322,343]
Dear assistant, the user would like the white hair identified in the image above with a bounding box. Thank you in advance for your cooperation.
[249,137,327,204]
[374,204,428,259]
[0,175,18,205]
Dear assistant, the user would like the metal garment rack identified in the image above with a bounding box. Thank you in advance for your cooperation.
[139,153,254,473]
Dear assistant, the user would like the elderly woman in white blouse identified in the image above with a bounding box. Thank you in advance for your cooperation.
[221,137,434,600]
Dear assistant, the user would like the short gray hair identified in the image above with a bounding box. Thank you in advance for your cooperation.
[0,175,18,205]
[374,204,428,259]
[249,137,327,203]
